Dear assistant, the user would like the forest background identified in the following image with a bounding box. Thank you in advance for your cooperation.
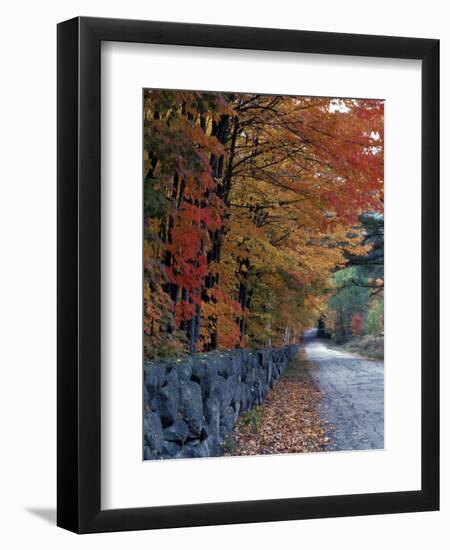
[143,90,384,359]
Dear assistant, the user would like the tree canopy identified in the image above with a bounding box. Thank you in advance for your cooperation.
[143,91,384,358]
[326,213,384,343]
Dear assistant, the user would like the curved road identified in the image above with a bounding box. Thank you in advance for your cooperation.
[303,330,384,451]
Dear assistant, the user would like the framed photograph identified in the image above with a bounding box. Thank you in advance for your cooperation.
[57,16,439,533]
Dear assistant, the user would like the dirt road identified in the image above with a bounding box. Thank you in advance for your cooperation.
[303,330,384,451]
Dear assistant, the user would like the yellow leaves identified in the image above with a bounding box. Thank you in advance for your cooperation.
[303,294,327,318]
[199,286,243,350]
[142,90,383,357]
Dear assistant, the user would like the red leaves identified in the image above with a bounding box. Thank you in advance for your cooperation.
[143,90,384,358]
[177,203,223,232]
[164,196,225,327]
[176,300,196,323]
[351,312,363,336]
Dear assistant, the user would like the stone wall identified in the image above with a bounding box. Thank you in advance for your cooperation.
[143,345,299,459]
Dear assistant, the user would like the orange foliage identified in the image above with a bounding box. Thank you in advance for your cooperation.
[143,91,384,357]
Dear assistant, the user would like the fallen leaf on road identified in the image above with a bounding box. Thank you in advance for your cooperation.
[222,353,333,457]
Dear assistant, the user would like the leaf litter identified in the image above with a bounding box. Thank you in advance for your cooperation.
[222,350,335,456]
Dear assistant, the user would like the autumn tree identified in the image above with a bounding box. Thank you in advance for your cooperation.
[143,90,384,358]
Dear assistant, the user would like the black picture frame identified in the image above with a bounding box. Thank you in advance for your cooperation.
[57,16,439,534]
